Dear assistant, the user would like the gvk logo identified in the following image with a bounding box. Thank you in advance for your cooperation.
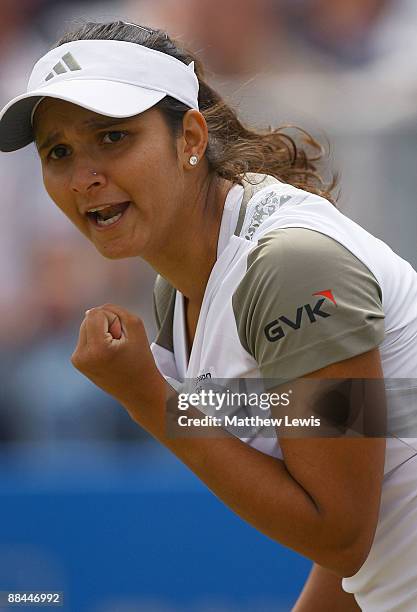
[264,290,337,342]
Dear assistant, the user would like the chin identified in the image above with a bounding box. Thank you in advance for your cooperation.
[100,251,127,260]
[97,247,130,260]
[95,242,142,260]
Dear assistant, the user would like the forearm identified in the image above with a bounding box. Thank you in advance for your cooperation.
[72,309,383,578]
[123,385,350,574]
[292,564,360,611]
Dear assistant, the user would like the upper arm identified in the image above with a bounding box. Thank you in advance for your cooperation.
[278,349,386,576]
[232,228,386,575]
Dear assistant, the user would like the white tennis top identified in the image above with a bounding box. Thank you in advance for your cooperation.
[151,173,417,611]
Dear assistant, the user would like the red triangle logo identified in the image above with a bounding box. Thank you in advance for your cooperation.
[312,289,337,306]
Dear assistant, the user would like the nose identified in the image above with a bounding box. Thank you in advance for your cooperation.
[70,163,106,194]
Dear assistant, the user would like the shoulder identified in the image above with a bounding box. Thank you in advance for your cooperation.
[242,227,382,296]
[232,228,385,380]
[238,174,321,241]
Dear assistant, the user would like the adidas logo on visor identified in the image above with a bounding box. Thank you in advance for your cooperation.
[45,52,81,81]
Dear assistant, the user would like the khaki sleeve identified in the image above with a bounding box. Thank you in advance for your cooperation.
[232,228,385,381]
[152,275,176,351]
[152,283,161,331]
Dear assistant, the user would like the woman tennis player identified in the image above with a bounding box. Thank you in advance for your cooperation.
[1,21,417,611]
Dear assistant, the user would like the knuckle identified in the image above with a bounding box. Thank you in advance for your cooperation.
[70,352,81,368]
[85,305,106,316]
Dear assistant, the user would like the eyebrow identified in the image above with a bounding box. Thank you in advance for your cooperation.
[36,116,138,153]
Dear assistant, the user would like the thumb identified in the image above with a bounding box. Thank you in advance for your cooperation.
[84,308,123,344]
[108,313,122,339]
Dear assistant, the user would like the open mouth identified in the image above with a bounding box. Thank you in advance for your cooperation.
[86,201,131,228]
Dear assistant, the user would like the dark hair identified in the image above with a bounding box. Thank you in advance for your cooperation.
[56,21,338,204]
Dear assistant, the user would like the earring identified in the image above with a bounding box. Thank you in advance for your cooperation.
[189,155,199,166]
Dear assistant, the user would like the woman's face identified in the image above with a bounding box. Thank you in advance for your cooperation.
[33,99,186,260]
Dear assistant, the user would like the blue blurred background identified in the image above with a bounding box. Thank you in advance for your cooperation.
[0,441,311,611]
[1,0,417,610]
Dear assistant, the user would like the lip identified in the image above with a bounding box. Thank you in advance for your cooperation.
[86,201,131,232]
[82,200,131,216]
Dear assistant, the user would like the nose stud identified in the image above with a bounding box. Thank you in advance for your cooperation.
[90,169,98,176]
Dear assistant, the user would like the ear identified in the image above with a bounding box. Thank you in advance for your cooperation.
[178,110,208,170]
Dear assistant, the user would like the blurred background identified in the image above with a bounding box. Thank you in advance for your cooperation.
[0,0,416,610]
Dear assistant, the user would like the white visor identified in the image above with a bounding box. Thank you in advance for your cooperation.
[0,39,199,152]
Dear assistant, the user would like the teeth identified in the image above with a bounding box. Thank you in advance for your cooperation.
[96,212,122,226]
[87,202,129,214]
[88,204,114,213]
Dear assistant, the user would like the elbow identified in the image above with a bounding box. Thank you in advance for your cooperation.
[331,550,368,579]
[324,533,374,579]
[313,499,381,578]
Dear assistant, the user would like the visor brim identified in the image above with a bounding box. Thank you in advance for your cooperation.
[0,79,167,152]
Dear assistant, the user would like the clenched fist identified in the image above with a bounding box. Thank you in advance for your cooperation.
[71,303,166,417]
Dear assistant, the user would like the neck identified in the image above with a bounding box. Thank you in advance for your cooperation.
[148,173,233,305]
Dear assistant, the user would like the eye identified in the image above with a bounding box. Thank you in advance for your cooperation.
[102,131,128,144]
[49,145,70,160]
